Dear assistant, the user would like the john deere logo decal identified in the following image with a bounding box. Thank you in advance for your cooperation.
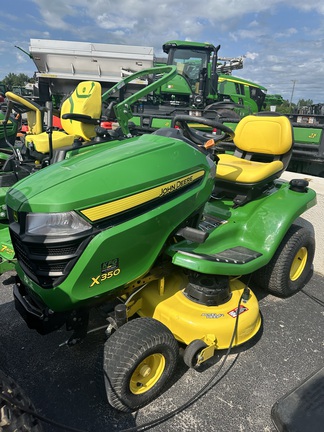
[159,175,195,197]
[81,170,205,222]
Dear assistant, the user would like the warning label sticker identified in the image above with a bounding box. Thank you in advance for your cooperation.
[228,305,248,318]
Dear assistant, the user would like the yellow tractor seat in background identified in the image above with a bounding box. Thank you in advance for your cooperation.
[214,114,293,206]
[5,91,45,136]
[24,81,102,154]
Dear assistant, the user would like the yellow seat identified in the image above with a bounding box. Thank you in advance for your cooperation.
[216,154,285,183]
[27,81,102,153]
[7,81,102,155]
[215,114,293,206]
[5,91,44,136]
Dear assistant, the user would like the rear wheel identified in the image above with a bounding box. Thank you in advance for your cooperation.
[253,225,315,297]
[103,317,178,412]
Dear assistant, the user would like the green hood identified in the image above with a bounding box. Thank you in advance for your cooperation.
[6,133,214,216]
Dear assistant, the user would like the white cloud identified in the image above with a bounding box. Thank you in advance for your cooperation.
[31,0,78,30]
[16,53,27,64]
[2,0,324,102]
[245,52,259,60]
[274,28,298,38]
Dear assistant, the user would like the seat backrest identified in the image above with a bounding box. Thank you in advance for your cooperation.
[234,114,293,158]
[5,91,44,135]
[60,81,102,140]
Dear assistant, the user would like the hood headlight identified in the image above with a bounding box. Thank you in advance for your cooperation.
[26,211,92,236]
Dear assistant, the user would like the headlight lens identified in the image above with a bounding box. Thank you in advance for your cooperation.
[26,211,92,236]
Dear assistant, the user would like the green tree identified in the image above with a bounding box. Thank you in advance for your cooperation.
[297,98,313,107]
[270,99,294,114]
[1,73,35,91]
[264,95,315,114]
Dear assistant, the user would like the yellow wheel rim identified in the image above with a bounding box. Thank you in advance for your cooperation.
[129,354,165,395]
[290,247,308,281]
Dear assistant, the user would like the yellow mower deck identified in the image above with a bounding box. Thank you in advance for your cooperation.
[127,271,261,352]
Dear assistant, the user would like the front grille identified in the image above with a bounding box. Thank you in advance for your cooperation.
[12,232,34,274]
[28,244,81,256]
[10,229,94,288]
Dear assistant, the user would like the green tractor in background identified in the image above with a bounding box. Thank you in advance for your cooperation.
[130,40,267,131]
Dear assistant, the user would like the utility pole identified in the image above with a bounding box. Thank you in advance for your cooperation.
[289,80,296,112]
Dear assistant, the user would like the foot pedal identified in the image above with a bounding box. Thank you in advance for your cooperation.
[176,226,208,243]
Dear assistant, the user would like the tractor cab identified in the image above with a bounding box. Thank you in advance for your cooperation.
[158,40,219,109]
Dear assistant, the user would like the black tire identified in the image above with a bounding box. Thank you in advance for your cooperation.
[183,339,208,368]
[0,370,43,431]
[216,108,240,120]
[253,225,315,297]
[103,317,179,412]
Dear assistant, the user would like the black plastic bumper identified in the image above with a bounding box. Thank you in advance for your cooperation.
[13,281,67,335]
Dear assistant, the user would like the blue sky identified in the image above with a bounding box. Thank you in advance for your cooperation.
[1,0,324,103]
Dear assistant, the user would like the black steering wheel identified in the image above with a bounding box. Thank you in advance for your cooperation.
[173,115,235,147]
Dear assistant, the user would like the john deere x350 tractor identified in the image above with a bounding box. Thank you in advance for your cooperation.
[4,66,316,412]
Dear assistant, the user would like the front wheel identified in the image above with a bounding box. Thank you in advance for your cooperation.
[253,225,315,297]
[103,317,179,412]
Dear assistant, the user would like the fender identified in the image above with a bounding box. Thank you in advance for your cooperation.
[168,180,316,275]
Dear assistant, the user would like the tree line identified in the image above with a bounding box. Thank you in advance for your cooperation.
[264,94,314,114]
[0,73,35,90]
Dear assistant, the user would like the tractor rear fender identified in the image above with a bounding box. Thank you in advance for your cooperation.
[169,181,316,275]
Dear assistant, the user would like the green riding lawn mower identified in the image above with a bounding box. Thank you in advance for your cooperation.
[0,66,317,413]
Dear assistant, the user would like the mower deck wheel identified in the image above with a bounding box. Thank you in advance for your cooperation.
[183,339,208,368]
[103,317,178,412]
[253,224,315,297]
